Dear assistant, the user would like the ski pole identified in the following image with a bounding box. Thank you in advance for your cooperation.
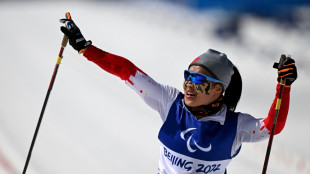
[262,55,290,174]
[22,12,71,174]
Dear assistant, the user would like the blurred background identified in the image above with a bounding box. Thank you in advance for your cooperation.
[0,0,310,173]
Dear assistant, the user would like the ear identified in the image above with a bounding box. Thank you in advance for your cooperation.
[214,84,223,93]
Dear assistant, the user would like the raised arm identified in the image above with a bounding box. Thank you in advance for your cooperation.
[83,45,179,121]
[236,56,297,144]
[236,84,290,145]
[60,17,180,121]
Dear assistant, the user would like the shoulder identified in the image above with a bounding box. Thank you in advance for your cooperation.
[236,112,256,122]
[225,110,258,126]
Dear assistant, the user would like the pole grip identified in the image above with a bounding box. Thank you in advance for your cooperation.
[61,12,71,48]
[280,78,287,85]
[61,35,69,47]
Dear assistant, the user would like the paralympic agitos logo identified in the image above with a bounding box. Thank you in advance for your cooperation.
[180,128,212,153]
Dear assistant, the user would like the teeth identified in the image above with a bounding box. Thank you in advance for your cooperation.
[187,92,194,95]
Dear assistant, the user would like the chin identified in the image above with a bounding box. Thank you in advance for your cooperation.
[184,99,198,107]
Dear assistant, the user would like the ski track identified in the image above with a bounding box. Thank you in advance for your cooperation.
[0,1,310,174]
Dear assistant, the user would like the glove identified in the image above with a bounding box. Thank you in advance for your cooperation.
[273,54,297,86]
[60,18,92,54]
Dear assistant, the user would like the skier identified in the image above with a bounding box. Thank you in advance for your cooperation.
[60,18,297,174]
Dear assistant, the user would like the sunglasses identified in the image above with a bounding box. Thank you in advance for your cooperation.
[184,70,227,86]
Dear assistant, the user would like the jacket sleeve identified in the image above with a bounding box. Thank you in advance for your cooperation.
[83,45,146,85]
[83,45,179,121]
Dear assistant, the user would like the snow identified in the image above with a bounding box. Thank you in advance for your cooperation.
[0,1,309,174]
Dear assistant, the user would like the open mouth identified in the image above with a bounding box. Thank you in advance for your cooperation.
[186,91,196,98]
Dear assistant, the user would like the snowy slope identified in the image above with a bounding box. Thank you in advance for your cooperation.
[0,1,310,174]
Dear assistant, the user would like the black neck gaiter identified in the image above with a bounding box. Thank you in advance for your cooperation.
[186,96,224,119]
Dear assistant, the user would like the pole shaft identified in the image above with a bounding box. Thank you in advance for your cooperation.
[262,84,285,174]
[22,47,64,174]
[22,12,71,174]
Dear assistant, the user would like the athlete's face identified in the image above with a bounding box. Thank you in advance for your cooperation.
[183,65,223,107]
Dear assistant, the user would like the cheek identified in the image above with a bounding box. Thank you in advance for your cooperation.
[183,81,187,90]
[194,82,210,94]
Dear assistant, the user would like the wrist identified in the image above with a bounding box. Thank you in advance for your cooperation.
[77,40,92,54]
[277,83,291,93]
[79,46,89,54]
